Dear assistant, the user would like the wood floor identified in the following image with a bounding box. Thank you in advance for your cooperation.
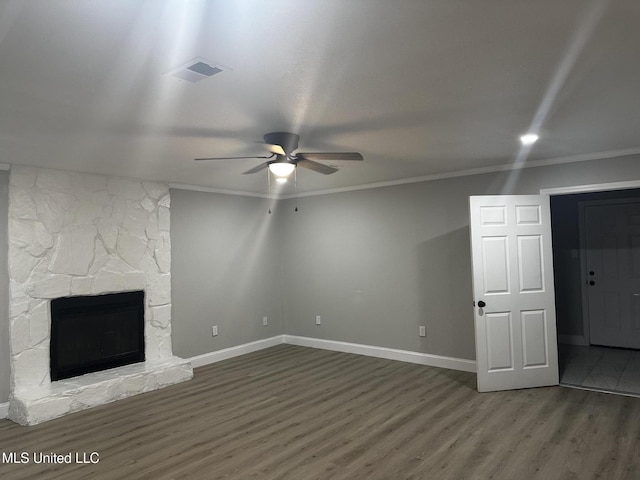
[1,344,639,479]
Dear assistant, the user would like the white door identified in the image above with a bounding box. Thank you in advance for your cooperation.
[469,195,558,392]
[585,201,640,348]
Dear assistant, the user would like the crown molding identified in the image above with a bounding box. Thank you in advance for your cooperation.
[279,148,640,199]
[168,183,274,199]
[35,147,640,200]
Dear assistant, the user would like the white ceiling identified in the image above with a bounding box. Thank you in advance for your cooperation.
[1,0,639,195]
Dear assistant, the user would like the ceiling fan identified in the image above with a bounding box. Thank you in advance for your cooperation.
[195,132,363,177]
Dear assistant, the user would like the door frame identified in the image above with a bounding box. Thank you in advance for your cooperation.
[539,180,640,353]
[541,180,640,197]
[577,197,640,347]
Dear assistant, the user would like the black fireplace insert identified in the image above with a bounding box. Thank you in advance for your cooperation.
[50,290,145,381]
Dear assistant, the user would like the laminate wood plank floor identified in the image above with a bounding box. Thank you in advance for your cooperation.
[1,344,640,479]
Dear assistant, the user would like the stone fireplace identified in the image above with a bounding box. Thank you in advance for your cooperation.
[7,166,192,425]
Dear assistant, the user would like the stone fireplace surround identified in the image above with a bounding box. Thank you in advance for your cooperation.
[7,166,192,426]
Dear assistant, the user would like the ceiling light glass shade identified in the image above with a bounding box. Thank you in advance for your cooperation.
[268,162,295,177]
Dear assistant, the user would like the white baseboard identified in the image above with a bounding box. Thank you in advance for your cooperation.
[0,402,8,419]
[283,335,477,373]
[189,336,283,368]
[558,334,588,346]
[189,334,476,373]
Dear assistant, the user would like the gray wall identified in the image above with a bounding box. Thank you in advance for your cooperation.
[279,155,640,360]
[170,189,284,358]
[0,171,9,402]
[279,180,476,359]
[2,156,635,403]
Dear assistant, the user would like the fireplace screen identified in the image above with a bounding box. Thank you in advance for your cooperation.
[50,291,145,381]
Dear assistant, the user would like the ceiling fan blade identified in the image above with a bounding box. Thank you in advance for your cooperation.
[195,155,271,161]
[296,159,339,175]
[297,152,363,161]
[257,142,286,156]
[264,132,299,154]
[242,162,270,174]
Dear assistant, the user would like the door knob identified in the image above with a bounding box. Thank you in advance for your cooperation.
[589,271,595,276]
[589,281,595,286]
[477,300,486,308]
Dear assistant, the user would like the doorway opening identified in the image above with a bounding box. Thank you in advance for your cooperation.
[550,187,640,396]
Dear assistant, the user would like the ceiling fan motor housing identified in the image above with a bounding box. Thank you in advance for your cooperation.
[264,132,300,155]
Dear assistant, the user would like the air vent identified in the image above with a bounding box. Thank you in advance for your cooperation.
[165,57,226,83]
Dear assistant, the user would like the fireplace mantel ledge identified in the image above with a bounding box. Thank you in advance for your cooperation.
[9,356,193,426]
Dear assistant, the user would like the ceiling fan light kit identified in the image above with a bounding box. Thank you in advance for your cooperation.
[268,162,296,177]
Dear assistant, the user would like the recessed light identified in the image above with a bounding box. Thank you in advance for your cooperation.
[519,133,539,146]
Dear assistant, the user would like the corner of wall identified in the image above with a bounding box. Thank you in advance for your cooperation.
[0,170,10,403]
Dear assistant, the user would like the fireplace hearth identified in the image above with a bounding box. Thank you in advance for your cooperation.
[50,291,145,381]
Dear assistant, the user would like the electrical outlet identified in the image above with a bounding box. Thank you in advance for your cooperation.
[315,315,322,325]
[419,325,426,337]
[212,325,218,337]
[263,316,268,326]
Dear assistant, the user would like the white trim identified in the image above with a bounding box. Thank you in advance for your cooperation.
[558,334,588,346]
[0,402,8,419]
[5,150,640,199]
[283,335,477,373]
[284,149,640,200]
[169,183,273,199]
[188,335,477,372]
[189,336,283,368]
[541,180,640,196]
[171,148,640,200]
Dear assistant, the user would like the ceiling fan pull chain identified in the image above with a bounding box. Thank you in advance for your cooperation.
[294,167,298,212]
[267,169,272,214]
